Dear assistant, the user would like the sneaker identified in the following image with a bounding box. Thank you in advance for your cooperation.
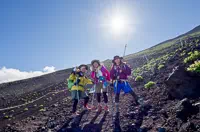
[76,111,80,115]
[72,112,80,118]
[91,106,97,110]
[96,105,102,112]
[84,104,92,110]
[104,105,109,111]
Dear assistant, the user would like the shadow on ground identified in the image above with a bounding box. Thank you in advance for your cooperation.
[113,112,122,132]
[58,111,109,132]
[82,111,108,132]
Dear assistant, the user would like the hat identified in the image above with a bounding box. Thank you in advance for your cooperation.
[78,64,88,70]
[91,60,101,66]
[112,55,123,63]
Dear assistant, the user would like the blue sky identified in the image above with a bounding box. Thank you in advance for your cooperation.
[0,0,200,71]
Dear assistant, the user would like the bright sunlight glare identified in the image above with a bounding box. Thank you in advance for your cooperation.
[111,15,126,33]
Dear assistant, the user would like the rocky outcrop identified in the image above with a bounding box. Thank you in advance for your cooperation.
[165,66,200,99]
[175,98,199,122]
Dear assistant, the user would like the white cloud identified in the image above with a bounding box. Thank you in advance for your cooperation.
[0,66,56,84]
[43,66,56,73]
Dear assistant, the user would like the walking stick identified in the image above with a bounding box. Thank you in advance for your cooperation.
[91,84,96,106]
[109,84,114,121]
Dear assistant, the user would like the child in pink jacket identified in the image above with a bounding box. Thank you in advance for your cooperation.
[90,60,110,111]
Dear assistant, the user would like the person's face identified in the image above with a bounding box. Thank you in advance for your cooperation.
[114,58,121,65]
[93,62,99,69]
[80,66,87,73]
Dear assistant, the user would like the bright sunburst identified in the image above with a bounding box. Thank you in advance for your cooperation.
[111,15,126,33]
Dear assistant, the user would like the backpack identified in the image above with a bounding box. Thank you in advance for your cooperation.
[67,79,74,90]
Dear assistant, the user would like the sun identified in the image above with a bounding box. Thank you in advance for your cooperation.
[111,15,126,33]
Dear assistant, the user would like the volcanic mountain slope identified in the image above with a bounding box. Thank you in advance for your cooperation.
[0,26,200,132]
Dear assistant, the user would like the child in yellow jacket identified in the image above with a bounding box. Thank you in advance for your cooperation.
[68,64,93,116]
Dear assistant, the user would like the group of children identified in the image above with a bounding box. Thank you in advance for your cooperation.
[68,55,139,116]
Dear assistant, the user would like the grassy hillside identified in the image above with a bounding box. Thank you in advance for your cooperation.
[126,25,200,59]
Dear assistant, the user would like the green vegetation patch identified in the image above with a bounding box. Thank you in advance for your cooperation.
[132,68,142,76]
[187,60,200,73]
[4,115,10,119]
[184,51,200,63]
[39,108,46,112]
[180,50,186,56]
[145,81,155,89]
[158,64,165,70]
[135,76,143,82]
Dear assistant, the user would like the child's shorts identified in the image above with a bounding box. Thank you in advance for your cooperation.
[114,81,132,94]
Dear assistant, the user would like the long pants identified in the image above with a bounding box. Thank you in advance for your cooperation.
[72,96,89,113]
[96,92,108,104]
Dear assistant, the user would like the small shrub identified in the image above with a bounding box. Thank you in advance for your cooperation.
[132,68,142,76]
[187,60,200,73]
[158,64,165,70]
[184,51,200,63]
[135,76,143,82]
[39,108,46,112]
[196,39,199,44]
[180,51,186,56]
[188,52,193,55]
[144,81,155,89]
[4,115,9,119]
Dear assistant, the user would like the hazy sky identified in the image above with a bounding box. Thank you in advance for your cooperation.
[1,0,200,72]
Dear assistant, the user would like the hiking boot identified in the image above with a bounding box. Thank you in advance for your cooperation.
[96,105,102,112]
[104,105,109,111]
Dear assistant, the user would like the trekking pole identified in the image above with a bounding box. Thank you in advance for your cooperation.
[109,84,114,121]
[91,84,96,106]
[76,79,80,103]
[73,67,80,104]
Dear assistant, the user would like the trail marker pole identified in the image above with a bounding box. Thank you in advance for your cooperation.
[123,44,127,57]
